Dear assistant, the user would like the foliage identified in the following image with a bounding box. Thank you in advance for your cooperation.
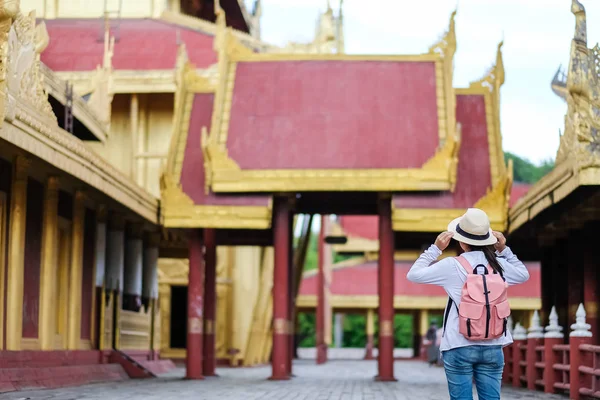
[505,152,554,184]
[303,233,319,272]
[296,312,444,349]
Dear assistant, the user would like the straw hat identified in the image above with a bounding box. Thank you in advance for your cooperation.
[447,208,497,247]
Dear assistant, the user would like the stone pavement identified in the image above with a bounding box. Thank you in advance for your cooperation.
[4,360,563,400]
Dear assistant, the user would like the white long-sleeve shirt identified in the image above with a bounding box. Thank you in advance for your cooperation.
[407,245,530,352]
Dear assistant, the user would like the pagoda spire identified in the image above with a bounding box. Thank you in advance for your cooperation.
[336,0,345,54]
[567,0,590,97]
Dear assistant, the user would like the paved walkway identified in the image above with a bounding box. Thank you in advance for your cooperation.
[5,360,563,400]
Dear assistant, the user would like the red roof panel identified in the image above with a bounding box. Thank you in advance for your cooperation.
[180,94,270,206]
[510,183,531,208]
[299,261,540,298]
[339,216,378,241]
[42,19,217,71]
[393,94,492,208]
[226,60,440,170]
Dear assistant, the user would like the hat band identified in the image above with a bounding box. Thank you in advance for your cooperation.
[456,223,490,241]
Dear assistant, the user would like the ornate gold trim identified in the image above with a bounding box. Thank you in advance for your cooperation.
[204,11,460,193]
[296,294,541,311]
[161,43,272,229]
[509,2,600,232]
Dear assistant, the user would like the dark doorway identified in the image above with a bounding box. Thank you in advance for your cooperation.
[170,285,188,349]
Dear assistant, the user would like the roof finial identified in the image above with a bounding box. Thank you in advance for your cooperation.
[545,306,564,338]
[571,0,587,44]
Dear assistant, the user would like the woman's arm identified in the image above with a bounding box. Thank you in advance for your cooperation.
[497,246,530,285]
[407,244,455,286]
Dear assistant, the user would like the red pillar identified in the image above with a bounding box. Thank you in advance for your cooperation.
[270,197,291,380]
[203,228,217,377]
[502,346,511,383]
[186,229,204,380]
[570,334,593,400]
[376,197,396,381]
[526,336,543,390]
[544,336,563,393]
[287,213,294,377]
[316,215,328,365]
[582,231,598,341]
[512,337,525,387]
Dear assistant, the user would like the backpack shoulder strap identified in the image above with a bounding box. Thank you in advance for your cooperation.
[454,256,473,274]
[455,256,493,275]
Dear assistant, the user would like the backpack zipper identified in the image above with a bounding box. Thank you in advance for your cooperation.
[481,275,491,339]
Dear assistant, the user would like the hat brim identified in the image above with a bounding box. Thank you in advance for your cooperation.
[447,217,498,247]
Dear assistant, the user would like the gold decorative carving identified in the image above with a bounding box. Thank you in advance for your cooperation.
[273,318,287,335]
[160,25,272,229]
[0,0,19,123]
[188,317,203,334]
[5,10,55,123]
[86,29,114,127]
[205,319,214,335]
[274,2,344,54]
[509,1,600,232]
[379,320,393,337]
[429,10,457,143]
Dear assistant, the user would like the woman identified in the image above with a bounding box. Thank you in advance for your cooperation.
[407,208,529,400]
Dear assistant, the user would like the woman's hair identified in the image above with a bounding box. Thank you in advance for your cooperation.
[465,244,504,276]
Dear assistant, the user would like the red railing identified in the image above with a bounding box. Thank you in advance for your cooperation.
[500,303,597,400]
[578,343,600,398]
[552,344,570,393]
[534,344,545,388]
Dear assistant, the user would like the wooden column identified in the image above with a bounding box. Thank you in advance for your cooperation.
[6,156,29,350]
[95,206,108,350]
[123,223,143,311]
[364,308,375,360]
[555,240,569,332]
[540,248,554,324]
[39,176,59,349]
[417,309,429,360]
[270,198,290,380]
[143,232,160,357]
[186,229,204,380]
[582,225,598,341]
[316,215,328,365]
[130,93,139,181]
[287,213,294,376]
[67,191,85,349]
[376,197,396,381]
[567,238,584,326]
[203,228,217,376]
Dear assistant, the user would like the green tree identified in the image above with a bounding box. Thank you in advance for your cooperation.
[504,152,554,183]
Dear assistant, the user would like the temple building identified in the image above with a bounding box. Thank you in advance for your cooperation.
[508,0,600,341]
[0,0,542,393]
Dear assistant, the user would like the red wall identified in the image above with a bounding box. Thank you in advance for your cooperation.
[22,178,44,338]
[80,208,96,340]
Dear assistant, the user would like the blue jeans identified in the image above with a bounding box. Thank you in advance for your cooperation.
[442,345,504,400]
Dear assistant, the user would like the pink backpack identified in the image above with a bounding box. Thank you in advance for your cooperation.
[444,256,511,341]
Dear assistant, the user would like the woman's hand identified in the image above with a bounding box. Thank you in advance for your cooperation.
[493,231,507,252]
[434,231,454,251]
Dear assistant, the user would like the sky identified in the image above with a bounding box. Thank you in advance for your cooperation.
[244,0,600,164]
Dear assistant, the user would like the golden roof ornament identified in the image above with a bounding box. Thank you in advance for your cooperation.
[555,0,600,168]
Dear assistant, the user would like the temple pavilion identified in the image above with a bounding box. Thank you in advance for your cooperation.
[0,0,540,393]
